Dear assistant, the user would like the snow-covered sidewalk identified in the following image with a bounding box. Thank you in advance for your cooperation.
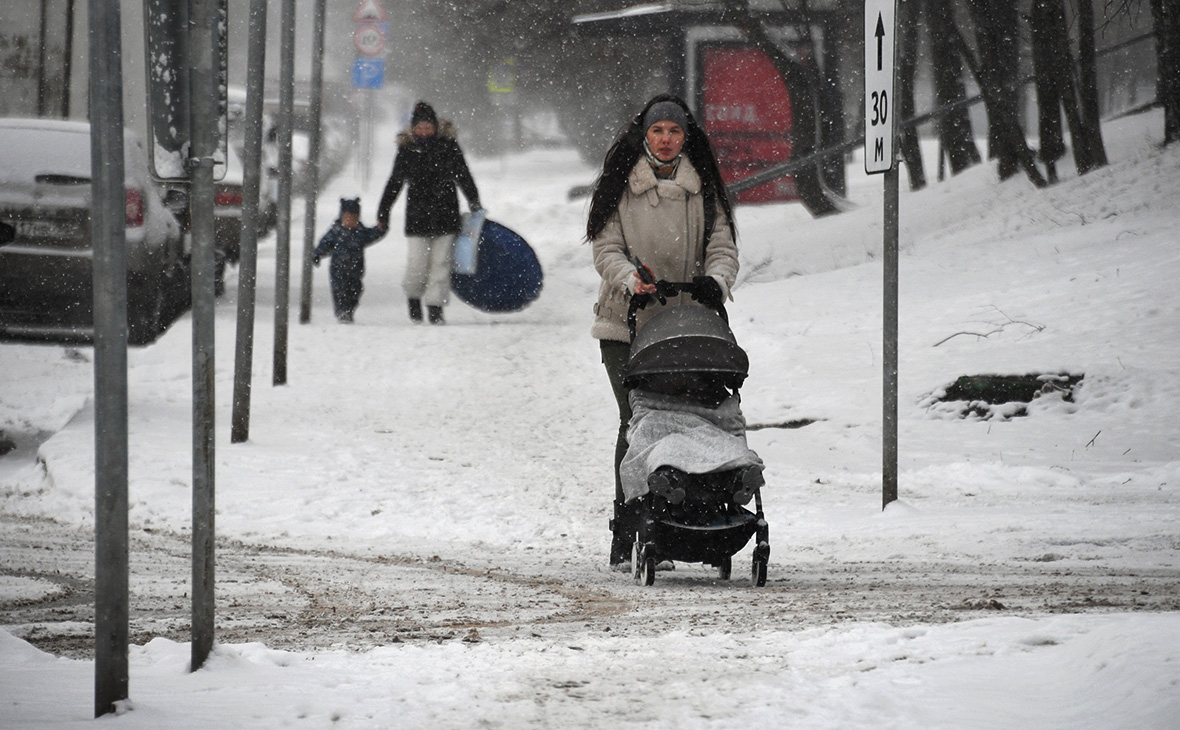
[2,110,1179,728]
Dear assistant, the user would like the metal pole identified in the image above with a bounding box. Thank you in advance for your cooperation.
[90,0,128,716]
[273,0,296,385]
[37,0,50,116]
[63,0,76,118]
[299,0,327,324]
[362,92,373,189]
[230,0,268,443]
[882,15,901,509]
[882,163,899,509]
[189,0,219,671]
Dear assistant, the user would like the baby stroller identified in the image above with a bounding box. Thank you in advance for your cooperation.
[622,281,770,586]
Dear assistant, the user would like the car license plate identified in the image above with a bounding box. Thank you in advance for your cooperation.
[13,219,81,240]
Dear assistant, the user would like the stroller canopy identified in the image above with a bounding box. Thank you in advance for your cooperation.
[623,305,749,392]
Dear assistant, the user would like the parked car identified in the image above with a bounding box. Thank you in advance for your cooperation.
[0,118,187,345]
[163,137,277,296]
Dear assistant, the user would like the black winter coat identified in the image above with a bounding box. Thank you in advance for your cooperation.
[376,120,480,237]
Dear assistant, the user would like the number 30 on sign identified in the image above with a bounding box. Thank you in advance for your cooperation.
[864,0,896,174]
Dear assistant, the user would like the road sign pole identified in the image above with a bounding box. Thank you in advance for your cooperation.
[883,159,899,509]
[865,0,899,509]
[352,0,387,189]
[189,0,221,672]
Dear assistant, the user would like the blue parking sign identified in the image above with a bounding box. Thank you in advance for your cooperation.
[352,58,385,89]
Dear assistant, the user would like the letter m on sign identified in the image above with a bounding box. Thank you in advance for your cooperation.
[874,137,885,163]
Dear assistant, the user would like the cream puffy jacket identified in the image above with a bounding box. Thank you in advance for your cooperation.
[591,158,739,343]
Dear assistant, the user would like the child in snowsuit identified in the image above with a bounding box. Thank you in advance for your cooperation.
[620,374,765,525]
[313,198,385,323]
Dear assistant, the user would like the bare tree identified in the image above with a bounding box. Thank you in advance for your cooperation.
[1029,0,1091,179]
[1075,0,1110,165]
[926,0,982,177]
[967,0,1025,179]
[951,4,1048,187]
[1150,0,1180,142]
[896,0,927,190]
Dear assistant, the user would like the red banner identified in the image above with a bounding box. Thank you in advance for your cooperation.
[701,45,797,204]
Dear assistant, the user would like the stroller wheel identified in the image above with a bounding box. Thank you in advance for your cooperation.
[640,551,657,586]
[717,556,732,581]
[636,543,656,586]
[751,554,768,587]
[631,539,641,581]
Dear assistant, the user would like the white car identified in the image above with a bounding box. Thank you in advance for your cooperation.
[0,118,187,345]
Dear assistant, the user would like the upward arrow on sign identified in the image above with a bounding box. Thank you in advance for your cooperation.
[875,14,885,71]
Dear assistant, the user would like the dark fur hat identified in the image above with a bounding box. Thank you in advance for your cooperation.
[410,101,438,127]
[340,197,360,215]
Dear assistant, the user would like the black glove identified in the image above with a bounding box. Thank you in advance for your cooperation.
[631,291,654,310]
[691,276,724,309]
[313,255,321,267]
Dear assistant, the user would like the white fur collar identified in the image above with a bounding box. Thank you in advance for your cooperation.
[627,157,701,198]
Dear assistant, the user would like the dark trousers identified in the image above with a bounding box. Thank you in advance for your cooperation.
[600,339,632,503]
[329,260,364,316]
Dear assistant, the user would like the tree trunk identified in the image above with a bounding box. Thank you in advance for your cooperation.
[950,22,1048,187]
[816,19,847,197]
[1075,0,1109,167]
[1152,0,1180,144]
[968,0,1023,179]
[897,0,927,190]
[722,0,838,217]
[926,0,981,175]
[1029,0,1091,178]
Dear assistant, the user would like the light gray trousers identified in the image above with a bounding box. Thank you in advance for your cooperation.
[404,233,456,306]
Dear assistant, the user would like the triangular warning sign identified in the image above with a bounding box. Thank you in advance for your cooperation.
[353,0,386,23]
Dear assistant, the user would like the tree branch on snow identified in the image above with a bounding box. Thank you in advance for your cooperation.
[933,307,1046,347]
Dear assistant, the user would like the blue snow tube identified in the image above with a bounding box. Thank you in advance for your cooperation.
[451,220,543,313]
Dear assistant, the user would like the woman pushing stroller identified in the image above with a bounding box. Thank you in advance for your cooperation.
[586,95,749,570]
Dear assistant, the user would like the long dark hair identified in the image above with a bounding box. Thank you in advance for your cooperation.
[585,94,736,243]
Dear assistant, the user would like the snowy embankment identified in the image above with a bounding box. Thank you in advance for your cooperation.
[2,109,1179,728]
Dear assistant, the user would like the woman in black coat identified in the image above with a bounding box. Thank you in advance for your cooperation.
[376,101,481,325]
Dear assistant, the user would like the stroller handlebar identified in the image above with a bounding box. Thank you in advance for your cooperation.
[626,278,728,342]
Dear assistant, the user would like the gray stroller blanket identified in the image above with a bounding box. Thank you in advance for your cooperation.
[620,389,763,502]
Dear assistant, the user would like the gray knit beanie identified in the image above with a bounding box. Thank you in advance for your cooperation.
[642,101,688,132]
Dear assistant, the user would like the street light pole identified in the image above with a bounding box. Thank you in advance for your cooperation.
[273,0,296,385]
[231,0,269,442]
[89,0,129,714]
[299,0,327,324]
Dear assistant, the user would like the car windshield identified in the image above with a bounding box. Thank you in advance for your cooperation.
[0,127,92,184]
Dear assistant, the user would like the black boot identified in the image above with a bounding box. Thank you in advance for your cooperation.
[647,466,686,504]
[408,298,423,322]
[609,499,639,569]
[427,305,445,325]
[732,464,765,506]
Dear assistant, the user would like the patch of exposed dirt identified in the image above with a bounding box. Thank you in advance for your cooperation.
[4,512,1178,659]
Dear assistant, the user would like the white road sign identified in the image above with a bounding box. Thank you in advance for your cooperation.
[353,0,386,24]
[354,25,385,56]
[864,0,897,174]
